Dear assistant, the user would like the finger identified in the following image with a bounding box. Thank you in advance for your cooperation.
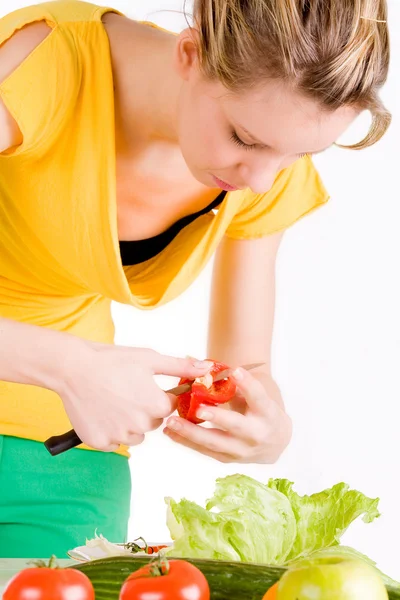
[79,432,120,453]
[195,405,267,446]
[166,393,178,413]
[229,394,247,415]
[116,433,145,447]
[107,444,120,452]
[150,353,214,378]
[163,429,234,463]
[164,417,248,459]
[98,443,120,453]
[144,387,178,420]
[146,418,165,433]
[231,368,274,416]
[124,413,165,434]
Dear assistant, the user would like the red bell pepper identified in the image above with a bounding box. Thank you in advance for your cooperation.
[177,361,237,423]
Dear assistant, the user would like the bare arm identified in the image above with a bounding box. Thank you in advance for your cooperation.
[208,233,285,408]
[164,232,292,464]
[0,27,78,390]
[0,317,82,390]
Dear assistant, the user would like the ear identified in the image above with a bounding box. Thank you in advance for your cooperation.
[173,28,201,81]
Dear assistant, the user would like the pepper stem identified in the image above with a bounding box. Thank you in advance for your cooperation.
[124,537,149,554]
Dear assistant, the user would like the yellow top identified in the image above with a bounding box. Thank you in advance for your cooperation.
[0,1,329,457]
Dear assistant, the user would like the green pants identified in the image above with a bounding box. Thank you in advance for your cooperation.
[0,435,131,559]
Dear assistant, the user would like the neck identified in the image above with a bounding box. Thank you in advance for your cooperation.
[110,19,181,154]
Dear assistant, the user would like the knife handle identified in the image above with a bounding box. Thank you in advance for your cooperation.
[44,429,82,456]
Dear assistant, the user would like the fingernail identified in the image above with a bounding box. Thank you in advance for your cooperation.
[193,360,213,370]
[197,407,213,421]
[167,419,182,432]
[233,367,244,381]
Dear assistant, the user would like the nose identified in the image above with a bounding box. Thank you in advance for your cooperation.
[239,160,280,194]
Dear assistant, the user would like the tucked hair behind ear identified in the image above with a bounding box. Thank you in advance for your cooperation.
[191,0,391,149]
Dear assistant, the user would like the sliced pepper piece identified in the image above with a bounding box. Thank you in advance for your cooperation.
[177,361,237,423]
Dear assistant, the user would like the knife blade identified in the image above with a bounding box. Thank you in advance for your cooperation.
[44,362,265,457]
[166,362,265,396]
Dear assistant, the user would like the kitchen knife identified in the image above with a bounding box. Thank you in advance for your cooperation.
[44,362,264,457]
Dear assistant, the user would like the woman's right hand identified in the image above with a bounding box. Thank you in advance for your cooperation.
[57,340,212,452]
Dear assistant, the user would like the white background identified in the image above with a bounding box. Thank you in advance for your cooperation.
[2,0,400,579]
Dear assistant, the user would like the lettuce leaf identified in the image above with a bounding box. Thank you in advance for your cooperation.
[165,475,381,567]
[166,474,296,563]
[267,479,380,561]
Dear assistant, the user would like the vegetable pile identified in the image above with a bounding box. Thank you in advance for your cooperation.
[70,474,400,599]
[6,474,400,600]
[7,554,398,600]
[73,555,400,600]
[78,474,398,587]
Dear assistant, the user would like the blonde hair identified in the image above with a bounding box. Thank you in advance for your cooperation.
[192,0,391,149]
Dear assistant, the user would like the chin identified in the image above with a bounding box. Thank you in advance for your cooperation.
[187,164,215,188]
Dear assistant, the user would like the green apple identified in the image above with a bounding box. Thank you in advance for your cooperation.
[277,556,388,600]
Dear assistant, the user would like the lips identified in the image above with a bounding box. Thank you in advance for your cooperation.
[212,175,239,192]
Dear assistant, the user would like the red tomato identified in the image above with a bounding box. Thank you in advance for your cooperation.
[120,559,210,600]
[177,360,236,423]
[262,582,279,599]
[4,565,94,600]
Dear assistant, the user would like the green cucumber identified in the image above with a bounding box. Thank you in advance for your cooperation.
[73,556,400,600]
[74,556,284,599]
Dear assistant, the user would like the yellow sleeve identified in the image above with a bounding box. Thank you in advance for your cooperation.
[0,9,81,156]
[225,156,329,239]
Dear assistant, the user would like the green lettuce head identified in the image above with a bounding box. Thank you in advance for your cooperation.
[165,474,380,567]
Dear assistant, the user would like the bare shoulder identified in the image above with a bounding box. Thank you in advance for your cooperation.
[102,11,167,62]
[0,21,52,153]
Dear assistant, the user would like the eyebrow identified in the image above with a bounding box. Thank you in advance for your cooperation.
[237,123,332,155]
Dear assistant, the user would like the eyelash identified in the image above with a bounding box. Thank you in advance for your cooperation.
[230,131,309,159]
[230,131,257,151]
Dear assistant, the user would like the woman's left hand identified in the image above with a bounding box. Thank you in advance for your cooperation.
[163,367,292,464]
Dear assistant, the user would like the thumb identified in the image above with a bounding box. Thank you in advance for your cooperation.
[151,353,213,379]
[166,392,178,413]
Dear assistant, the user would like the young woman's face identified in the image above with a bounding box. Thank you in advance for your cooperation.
[175,38,358,194]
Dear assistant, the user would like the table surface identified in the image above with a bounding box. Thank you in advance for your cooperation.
[0,559,73,595]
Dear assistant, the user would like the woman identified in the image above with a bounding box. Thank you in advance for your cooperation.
[0,0,390,558]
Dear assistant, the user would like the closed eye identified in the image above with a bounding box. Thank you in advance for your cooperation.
[231,131,310,159]
[230,131,257,151]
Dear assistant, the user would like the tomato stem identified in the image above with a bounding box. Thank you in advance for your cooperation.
[148,554,170,577]
[28,555,59,570]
